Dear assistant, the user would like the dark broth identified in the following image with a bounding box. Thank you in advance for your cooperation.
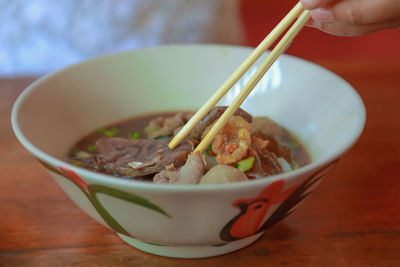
[67,111,311,181]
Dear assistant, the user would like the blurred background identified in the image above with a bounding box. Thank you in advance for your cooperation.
[1,0,399,77]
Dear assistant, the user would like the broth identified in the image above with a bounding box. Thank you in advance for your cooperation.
[66,108,311,184]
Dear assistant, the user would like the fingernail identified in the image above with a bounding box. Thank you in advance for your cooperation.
[306,19,322,29]
[311,20,322,28]
[311,8,335,22]
[301,0,319,10]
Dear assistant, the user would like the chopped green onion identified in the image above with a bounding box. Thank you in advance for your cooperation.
[236,156,255,172]
[293,161,300,170]
[69,149,78,156]
[76,151,92,160]
[290,137,299,148]
[129,132,140,140]
[205,144,212,156]
[70,160,82,167]
[97,127,120,137]
[156,135,170,139]
[87,145,96,152]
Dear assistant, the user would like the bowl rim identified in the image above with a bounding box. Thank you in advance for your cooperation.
[11,44,366,193]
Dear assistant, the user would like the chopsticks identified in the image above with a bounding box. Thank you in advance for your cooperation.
[169,2,310,153]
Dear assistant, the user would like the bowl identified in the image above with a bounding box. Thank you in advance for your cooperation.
[11,44,365,258]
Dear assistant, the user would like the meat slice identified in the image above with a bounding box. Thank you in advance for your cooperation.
[200,165,248,184]
[94,137,193,177]
[251,131,292,164]
[189,106,253,141]
[145,112,193,139]
[153,164,180,184]
[245,144,283,179]
[251,116,287,137]
[251,117,293,163]
[153,153,206,184]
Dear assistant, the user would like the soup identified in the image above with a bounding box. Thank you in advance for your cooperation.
[66,106,311,184]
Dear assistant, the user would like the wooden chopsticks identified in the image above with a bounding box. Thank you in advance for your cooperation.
[169,2,310,153]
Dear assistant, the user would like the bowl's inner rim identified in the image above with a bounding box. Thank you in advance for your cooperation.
[11,44,366,192]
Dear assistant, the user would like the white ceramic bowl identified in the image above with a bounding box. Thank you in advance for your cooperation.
[11,45,365,258]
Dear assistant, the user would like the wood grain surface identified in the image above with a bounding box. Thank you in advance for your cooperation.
[1,1,400,266]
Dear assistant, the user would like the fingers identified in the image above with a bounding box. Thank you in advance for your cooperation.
[325,0,400,25]
[308,17,400,36]
[304,0,400,24]
[303,0,400,36]
[310,8,335,22]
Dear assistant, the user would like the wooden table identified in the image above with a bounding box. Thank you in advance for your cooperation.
[1,56,400,266]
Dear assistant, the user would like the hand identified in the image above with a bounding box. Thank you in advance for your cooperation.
[300,0,400,36]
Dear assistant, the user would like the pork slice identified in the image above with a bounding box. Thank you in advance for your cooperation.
[96,138,133,162]
[251,131,292,164]
[153,153,206,184]
[94,137,193,177]
[153,164,180,184]
[146,112,193,139]
[245,146,283,179]
[251,116,287,137]
[177,153,206,184]
[200,165,248,184]
[189,106,253,141]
